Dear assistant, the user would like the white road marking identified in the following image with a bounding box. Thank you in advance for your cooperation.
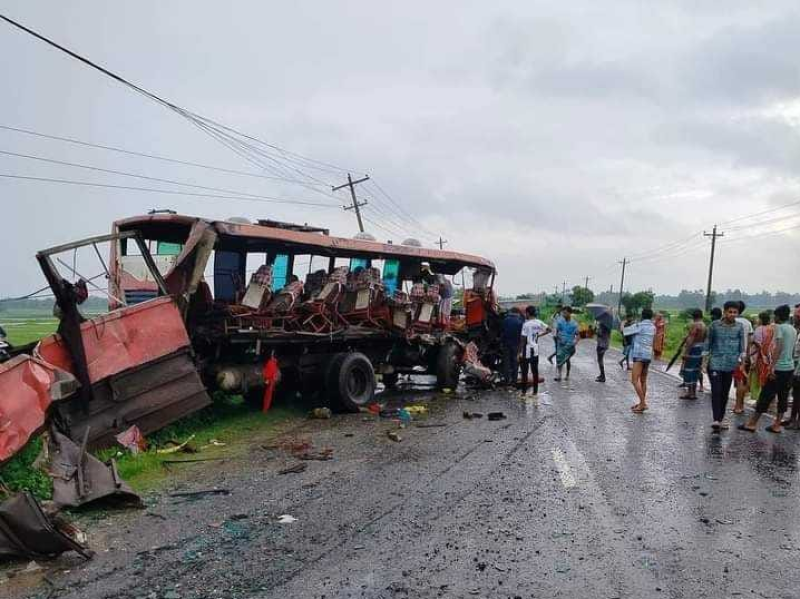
[552,448,578,489]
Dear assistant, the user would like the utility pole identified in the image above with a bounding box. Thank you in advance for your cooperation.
[617,258,627,315]
[562,281,567,304]
[703,225,724,313]
[436,237,448,250]
[584,276,591,294]
[332,173,370,233]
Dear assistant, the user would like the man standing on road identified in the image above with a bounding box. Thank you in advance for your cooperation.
[624,308,656,414]
[788,316,800,429]
[679,309,707,401]
[547,304,564,365]
[519,306,550,396]
[554,306,579,382]
[705,301,746,431]
[739,305,798,434]
[595,318,611,383]
[501,307,524,387]
[732,301,754,415]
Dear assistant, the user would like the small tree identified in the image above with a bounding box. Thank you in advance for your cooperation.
[571,285,595,307]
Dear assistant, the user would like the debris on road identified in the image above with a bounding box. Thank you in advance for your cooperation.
[0,492,92,560]
[296,448,334,461]
[278,463,308,475]
[169,489,231,501]
[414,423,448,428]
[48,428,142,510]
[487,412,507,421]
[277,514,297,524]
[308,407,333,420]
[386,431,402,442]
[463,411,484,419]
[115,425,147,454]
[156,434,197,455]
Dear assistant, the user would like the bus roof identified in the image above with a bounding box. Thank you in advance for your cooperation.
[114,214,496,272]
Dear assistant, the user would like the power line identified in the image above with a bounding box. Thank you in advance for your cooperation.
[0,124,331,187]
[0,173,340,208]
[0,13,354,175]
[0,148,337,206]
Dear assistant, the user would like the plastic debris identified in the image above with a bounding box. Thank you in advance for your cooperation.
[488,412,507,421]
[404,405,428,416]
[296,448,334,461]
[115,425,147,454]
[157,434,197,455]
[277,514,297,524]
[309,407,332,420]
[278,463,308,475]
[170,489,231,501]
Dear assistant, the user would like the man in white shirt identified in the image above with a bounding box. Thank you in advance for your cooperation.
[733,301,754,414]
[518,305,550,396]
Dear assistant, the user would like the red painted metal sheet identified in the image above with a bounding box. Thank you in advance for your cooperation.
[0,355,56,463]
[37,297,191,384]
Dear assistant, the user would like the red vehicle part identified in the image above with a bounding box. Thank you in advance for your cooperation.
[0,356,58,463]
[37,297,191,383]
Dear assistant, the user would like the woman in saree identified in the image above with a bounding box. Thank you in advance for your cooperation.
[749,311,775,401]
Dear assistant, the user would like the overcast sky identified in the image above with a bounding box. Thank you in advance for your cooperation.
[1,1,799,298]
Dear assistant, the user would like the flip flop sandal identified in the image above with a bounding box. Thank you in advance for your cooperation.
[736,424,756,432]
[731,409,745,415]
[631,405,648,413]
[679,395,696,400]
[765,426,782,434]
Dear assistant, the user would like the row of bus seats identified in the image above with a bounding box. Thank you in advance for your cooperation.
[229,264,445,334]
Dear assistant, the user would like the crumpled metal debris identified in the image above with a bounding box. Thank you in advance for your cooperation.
[48,428,142,510]
[0,492,92,560]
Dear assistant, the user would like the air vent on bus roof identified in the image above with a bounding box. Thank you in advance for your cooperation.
[353,232,377,242]
[401,238,423,247]
[226,216,252,225]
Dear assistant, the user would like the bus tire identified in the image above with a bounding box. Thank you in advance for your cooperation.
[327,352,376,413]
[436,342,462,390]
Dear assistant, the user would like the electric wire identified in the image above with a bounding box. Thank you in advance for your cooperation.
[0,124,331,187]
[0,149,345,206]
[0,173,340,208]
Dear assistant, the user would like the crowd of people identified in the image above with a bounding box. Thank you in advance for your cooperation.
[499,301,800,433]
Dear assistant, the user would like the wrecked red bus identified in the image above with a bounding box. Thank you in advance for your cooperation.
[0,214,499,463]
[108,213,500,411]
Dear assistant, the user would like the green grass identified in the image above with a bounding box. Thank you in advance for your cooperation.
[0,437,53,500]
[98,395,301,491]
[0,393,303,500]
[1,314,59,346]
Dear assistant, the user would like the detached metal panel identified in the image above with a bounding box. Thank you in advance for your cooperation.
[52,349,211,449]
[37,297,191,384]
[0,356,57,463]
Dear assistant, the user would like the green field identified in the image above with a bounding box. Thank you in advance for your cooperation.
[0,312,59,346]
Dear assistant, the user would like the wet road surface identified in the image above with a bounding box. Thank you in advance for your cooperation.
[10,344,800,599]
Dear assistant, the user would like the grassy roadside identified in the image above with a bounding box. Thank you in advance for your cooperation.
[0,394,303,500]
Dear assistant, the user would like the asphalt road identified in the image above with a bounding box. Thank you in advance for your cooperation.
[9,343,800,599]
